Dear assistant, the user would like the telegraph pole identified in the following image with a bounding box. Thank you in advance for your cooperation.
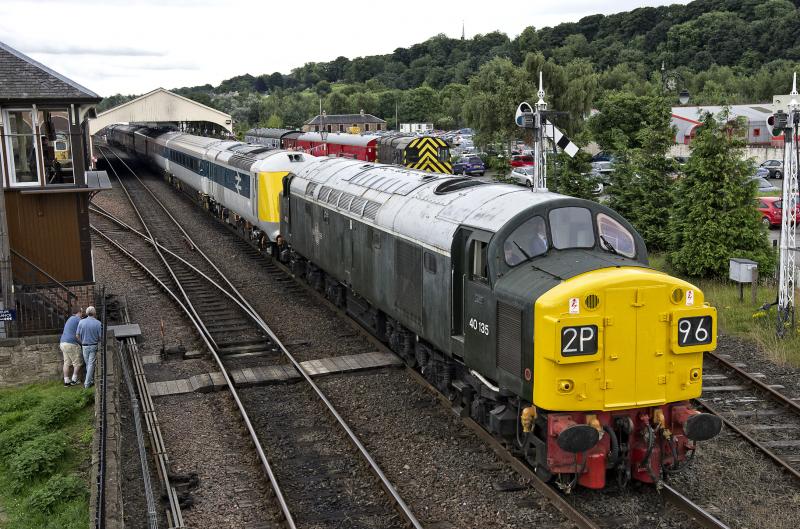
[775,74,799,336]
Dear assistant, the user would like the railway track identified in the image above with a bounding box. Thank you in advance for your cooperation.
[94,145,737,529]
[699,351,800,483]
[94,146,422,529]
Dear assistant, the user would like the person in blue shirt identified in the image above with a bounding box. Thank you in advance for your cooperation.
[59,307,84,386]
[76,306,102,389]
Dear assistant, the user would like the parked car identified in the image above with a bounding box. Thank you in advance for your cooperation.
[751,176,779,194]
[509,166,535,187]
[754,167,771,179]
[592,152,614,163]
[510,154,534,168]
[452,155,486,176]
[759,159,784,179]
[757,196,800,227]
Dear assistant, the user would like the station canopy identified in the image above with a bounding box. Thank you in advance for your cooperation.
[88,87,233,135]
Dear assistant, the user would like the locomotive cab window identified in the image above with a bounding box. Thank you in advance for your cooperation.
[470,240,488,282]
[503,216,548,266]
[549,207,595,250]
[597,213,636,258]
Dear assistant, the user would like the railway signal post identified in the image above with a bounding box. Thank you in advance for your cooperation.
[774,74,799,337]
[515,72,579,192]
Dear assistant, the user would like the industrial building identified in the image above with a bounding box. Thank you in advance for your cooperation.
[671,104,774,145]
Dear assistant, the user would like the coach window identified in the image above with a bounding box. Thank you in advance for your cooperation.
[38,109,74,185]
[3,109,39,186]
[470,240,488,282]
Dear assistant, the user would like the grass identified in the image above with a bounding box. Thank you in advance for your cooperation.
[650,253,800,365]
[0,382,94,528]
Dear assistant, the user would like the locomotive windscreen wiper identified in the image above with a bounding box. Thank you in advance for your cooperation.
[599,234,620,256]
[514,241,533,260]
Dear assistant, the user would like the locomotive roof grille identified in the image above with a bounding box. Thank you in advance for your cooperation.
[305,182,318,196]
[227,153,258,171]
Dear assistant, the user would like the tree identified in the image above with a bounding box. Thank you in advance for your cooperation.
[594,92,676,250]
[550,150,599,200]
[668,112,776,278]
[265,114,283,128]
[463,58,530,145]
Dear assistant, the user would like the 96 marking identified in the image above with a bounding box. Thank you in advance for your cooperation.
[468,318,490,336]
[677,316,713,346]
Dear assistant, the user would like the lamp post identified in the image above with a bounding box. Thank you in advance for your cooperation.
[661,62,690,105]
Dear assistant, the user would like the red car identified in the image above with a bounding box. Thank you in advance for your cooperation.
[757,196,800,227]
[510,154,534,168]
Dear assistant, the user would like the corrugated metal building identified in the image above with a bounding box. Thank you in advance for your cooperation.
[0,40,109,335]
[671,104,774,145]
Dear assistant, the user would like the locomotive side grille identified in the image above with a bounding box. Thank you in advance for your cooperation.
[327,189,342,205]
[496,302,522,377]
[318,186,332,202]
[395,239,422,324]
[305,182,318,196]
[363,201,380,220]
[350,197,367,215]
[339,193,354,210]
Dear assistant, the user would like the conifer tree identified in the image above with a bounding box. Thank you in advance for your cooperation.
[551,150,600,201]
[592,92,676,251]
[668,112,776,278]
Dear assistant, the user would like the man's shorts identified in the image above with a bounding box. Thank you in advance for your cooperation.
[60,342,83,368]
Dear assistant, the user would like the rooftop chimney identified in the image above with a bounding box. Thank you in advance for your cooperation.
[360,109,365,116]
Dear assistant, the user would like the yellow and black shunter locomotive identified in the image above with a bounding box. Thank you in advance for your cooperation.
[113,125,722,490]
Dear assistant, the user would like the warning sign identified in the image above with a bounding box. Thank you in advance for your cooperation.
[569,297,580,314]
[686,290,694,306]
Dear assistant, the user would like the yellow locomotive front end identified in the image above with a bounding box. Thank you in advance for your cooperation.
[530,267,721,489]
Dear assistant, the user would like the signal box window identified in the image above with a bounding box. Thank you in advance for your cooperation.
[470,240,488,282]
[39,109,74,185]
[549,207,595,249]
[4,109,38,185]
[504,216,548,266]
[596,213,636,257]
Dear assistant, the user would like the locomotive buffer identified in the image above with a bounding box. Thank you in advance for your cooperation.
[515,71,579,191]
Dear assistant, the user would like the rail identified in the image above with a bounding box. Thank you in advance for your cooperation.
[97,145,424,529]
[94,287,108,529]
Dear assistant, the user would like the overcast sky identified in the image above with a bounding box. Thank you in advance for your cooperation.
[1,0,688,96]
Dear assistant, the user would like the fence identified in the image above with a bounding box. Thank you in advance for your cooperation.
[8,249,77,337]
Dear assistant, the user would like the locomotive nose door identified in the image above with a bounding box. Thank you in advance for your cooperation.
[603,286,667,408]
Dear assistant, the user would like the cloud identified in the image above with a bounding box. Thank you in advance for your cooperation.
[21,44,165,57]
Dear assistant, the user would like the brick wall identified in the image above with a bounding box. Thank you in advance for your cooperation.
[0,335,62,388]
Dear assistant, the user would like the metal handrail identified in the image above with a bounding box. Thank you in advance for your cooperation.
[10,248,78,298]
[94,287,107,529]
